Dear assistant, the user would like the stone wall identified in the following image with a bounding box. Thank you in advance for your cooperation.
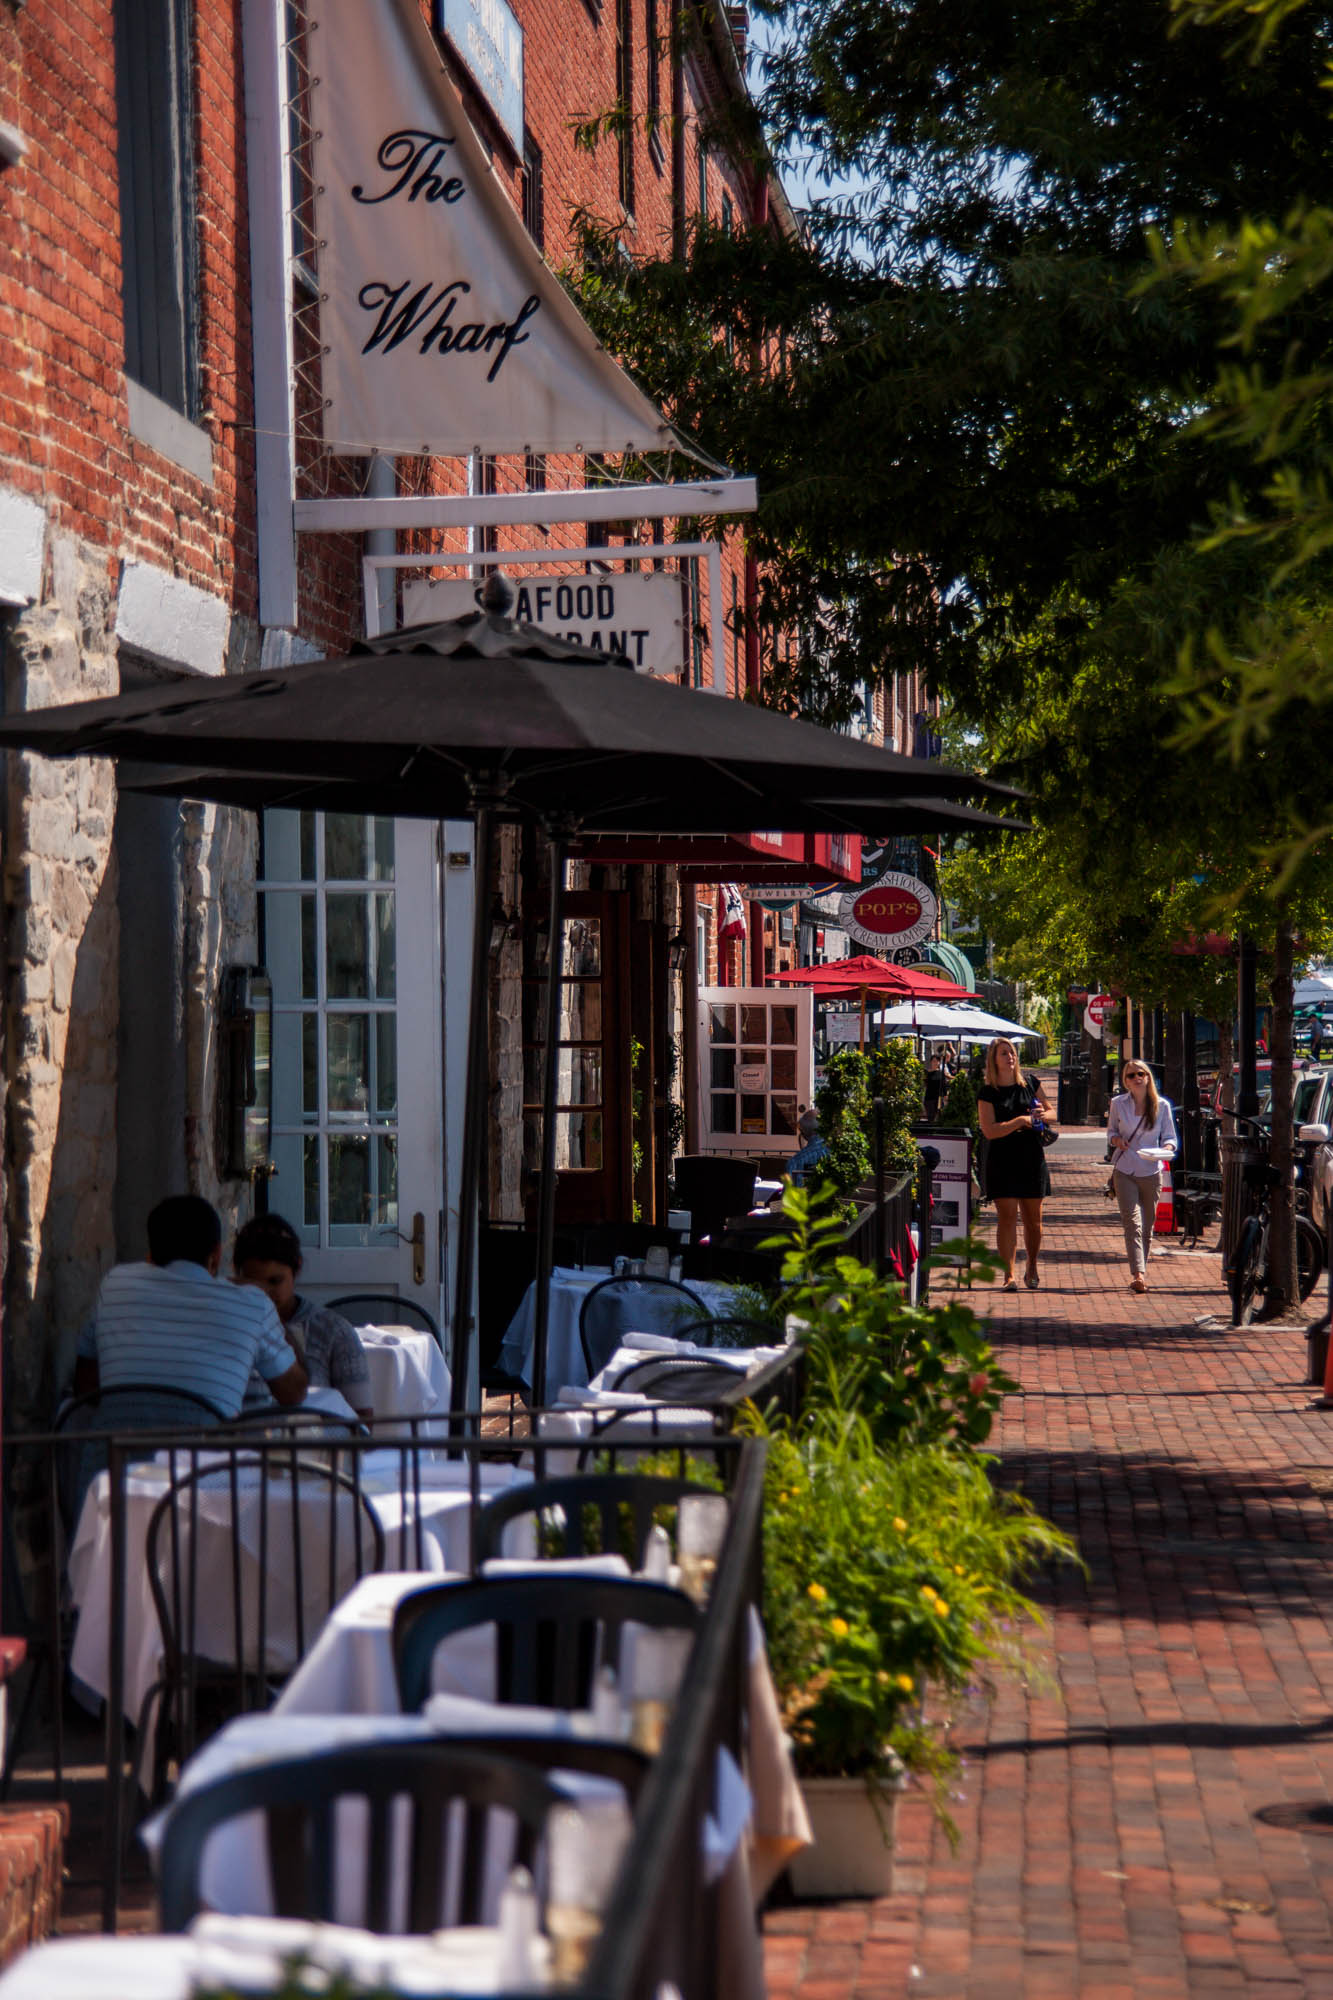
[2,548,262,1424]
[2,533,119,1422]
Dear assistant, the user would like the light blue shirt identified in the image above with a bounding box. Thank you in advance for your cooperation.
[91,1260,299,1419]
[1107,1093,1179,1180]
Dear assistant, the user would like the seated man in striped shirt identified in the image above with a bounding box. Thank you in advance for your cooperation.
[74,1195,307,1419]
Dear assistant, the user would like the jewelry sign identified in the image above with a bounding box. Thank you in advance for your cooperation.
[310,0,671,456]
[840,872,937,951]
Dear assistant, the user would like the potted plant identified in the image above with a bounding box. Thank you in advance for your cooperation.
[750,1187,1077,1896]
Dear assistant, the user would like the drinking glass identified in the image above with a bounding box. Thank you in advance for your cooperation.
[547,1796,632,1985]
[676,1492,728,1606]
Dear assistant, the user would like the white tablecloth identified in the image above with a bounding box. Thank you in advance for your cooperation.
[358,1324,451,1426]
[0,1918,547,1998]
[68,1459,533,1724]
[497,1268,736,1398]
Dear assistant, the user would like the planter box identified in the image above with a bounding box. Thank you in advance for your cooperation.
[786,1775,899,1900]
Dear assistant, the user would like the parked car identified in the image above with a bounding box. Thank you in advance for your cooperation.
[1296,1068,1333,1237]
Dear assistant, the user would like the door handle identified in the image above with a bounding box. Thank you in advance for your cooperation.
[400,1211,426,1286]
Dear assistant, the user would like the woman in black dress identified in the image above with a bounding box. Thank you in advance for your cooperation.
[977,1037,1057,1291]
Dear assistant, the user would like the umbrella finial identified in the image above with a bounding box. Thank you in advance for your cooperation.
[480,569,516,618]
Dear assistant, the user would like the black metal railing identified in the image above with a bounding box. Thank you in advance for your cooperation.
[1,1401,776,1939]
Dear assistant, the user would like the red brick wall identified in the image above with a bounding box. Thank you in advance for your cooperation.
[0,1,258,619]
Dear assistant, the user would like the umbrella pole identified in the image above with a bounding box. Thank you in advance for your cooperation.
[533,818,576,1409]
[450,783,506,1419]
[859,986,866,1053]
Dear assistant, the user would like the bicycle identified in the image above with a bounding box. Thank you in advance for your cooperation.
[1226,1113,1325,1326]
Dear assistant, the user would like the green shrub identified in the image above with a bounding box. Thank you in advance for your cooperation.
[940,1068,978,1132]
[773,1180,1013,1452]
[757,1409,1076,1797]
[867,1038,925,1171]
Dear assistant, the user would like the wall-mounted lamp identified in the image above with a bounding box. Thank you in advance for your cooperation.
[667,931,689,972]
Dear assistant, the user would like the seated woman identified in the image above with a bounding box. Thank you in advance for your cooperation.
[234,1213,373,1421]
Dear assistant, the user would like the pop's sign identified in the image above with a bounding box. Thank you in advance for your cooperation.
[403,573,683,674]
[841,872,937,951]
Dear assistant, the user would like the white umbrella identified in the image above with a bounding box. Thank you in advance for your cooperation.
[872,1000,1039,1040]
[1295,972,1333,1007]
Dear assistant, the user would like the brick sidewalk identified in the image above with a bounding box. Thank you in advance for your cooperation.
[764,1150,1333,1998]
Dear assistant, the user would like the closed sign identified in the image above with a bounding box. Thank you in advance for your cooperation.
[841,872,937,950]
[737,1062,768,1091]
[404,573,684,675]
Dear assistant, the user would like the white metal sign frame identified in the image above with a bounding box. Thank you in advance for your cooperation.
[362,542,727,691]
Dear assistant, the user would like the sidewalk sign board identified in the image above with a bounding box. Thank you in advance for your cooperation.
[915,1125,973,1249]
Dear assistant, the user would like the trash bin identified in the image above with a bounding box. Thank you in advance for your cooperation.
[1218,1130,1251,1271]
[1057,1074,1088,1125]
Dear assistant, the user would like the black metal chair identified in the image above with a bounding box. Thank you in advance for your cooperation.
[679,1242,782,1286]
[139,1450,387,1794]
[392,1573,700,1714]
[578,1276,709,1380]
[325,1293,443,1350]
[672,1315,782,1351]
[671,1155,758,1247]
[475,1472,722,1570]
[607,1356,751,1403]
[156,1739,564,1932]
[53,1381,231,1538]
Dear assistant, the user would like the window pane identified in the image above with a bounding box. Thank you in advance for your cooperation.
[327,1014,369,1115]
[564,917,601,975]
[711,1050,736,1089]
[770,1005,798,1045]
[741,1005,768,1043]
[710,1094,737,1134]
[304,1133,321,1231]
[524,1047,603,1106]
[326,895,368,997]
[554,1110,603,1171]
[371,817,395,882]
[303,1015,319,1121]
[261,810,315,882]
[325,813,365,881]
[373,892,397,1000]
[771,1048,797,1091]
[264,891,318,1001]
[562,982,602,1041]
[772,1096,798,1136]
[375,1014,398,1120]
[270,1012,314,1126]
[708,1004,736,1045]
[740,1094,767,1134]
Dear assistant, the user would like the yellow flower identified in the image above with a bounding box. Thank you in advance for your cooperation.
[933,1600,950,1618]
[920,1584,937,1601]
[876,1670,891,1687]
[807,1581,828,1604]
[892,1516,907,1533]
[954,1565,966,1577]
[829,1617,850,1640]
[896,1673,915,1694]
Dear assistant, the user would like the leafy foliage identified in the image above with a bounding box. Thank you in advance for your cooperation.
[940,1068,979,1133]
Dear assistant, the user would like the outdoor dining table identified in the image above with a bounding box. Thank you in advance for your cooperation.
[358,1323,452,1427]
[67,1456,533,1727]
[0,1916,546,1998]
[495,1267,738,1398]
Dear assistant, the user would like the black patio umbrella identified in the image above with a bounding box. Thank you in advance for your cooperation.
[0,585,1021,1405]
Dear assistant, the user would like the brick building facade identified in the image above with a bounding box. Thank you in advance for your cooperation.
[0,0,853,1420]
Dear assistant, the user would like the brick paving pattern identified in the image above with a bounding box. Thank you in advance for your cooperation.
[764,1148,1333,1998]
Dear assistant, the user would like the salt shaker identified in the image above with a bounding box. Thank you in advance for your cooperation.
[640,1523,672,1581]
[496,1864,539,1988]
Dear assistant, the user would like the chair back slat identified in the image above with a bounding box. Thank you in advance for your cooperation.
[392,1575,700,1715]
[577,1277,710,1379]
[157,1742,563,1933]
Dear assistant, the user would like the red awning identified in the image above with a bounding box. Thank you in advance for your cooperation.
[575,830,861,887]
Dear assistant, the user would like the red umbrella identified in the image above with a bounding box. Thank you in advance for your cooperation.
[770,954,970,1049]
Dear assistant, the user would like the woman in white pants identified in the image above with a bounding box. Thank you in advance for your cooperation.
[1107,1063,1178,1294]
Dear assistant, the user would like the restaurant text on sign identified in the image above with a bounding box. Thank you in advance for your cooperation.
[403,573,683,674]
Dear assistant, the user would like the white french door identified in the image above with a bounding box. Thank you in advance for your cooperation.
[259,810,450,1316]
